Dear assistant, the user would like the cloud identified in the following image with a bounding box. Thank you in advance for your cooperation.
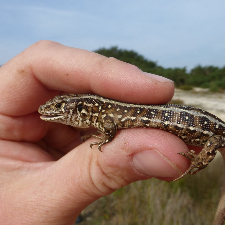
[0,0,225,69]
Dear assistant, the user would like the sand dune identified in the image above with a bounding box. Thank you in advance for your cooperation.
[172,89,225,121]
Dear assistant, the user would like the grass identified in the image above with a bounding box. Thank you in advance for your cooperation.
[77,154,224,225]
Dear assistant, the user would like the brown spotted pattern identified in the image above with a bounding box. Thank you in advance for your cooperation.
[38,93,225,225]
[38,94,225,147]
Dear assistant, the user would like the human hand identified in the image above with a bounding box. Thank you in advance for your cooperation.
[0,41,195,224]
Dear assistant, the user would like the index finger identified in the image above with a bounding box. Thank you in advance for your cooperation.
[0,40,174,116]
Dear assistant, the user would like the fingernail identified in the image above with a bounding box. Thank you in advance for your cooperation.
[132,150,180,178]
[144,72,173,83]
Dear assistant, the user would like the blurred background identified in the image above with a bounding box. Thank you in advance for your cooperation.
[1,0,225,70]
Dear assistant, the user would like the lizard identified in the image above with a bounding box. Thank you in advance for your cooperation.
[38,93,225,225]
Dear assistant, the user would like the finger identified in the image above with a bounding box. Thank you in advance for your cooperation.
[0,40,174,116]
[34,128,189,218]
[0,127,200,223]
[0,112,48,141]
[0,140,54,162]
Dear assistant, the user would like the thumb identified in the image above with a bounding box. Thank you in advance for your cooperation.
[46,128,190,222]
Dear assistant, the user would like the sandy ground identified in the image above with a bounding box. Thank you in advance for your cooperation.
[172,89,225,121]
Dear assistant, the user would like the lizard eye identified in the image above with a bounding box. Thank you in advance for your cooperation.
[77,103,83,112]
[55,103,62,109]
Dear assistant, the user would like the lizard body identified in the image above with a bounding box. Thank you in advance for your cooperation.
[38,94,225,224]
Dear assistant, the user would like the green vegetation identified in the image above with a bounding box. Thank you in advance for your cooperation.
[95,46,225,92]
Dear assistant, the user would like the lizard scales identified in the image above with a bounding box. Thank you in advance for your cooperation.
[38,93,225,177]
[38,93,225,224]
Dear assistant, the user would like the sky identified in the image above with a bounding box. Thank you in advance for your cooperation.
[1,0,225,70]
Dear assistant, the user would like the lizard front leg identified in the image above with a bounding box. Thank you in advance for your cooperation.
[89,120,118,151]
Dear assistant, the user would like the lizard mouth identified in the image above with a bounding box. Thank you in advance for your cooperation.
[40,115,64,120]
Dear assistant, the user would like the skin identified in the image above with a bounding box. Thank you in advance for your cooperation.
[0,40,200,225]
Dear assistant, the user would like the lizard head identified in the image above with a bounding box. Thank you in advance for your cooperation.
[38,95,69,122]
[38,94,93,128]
